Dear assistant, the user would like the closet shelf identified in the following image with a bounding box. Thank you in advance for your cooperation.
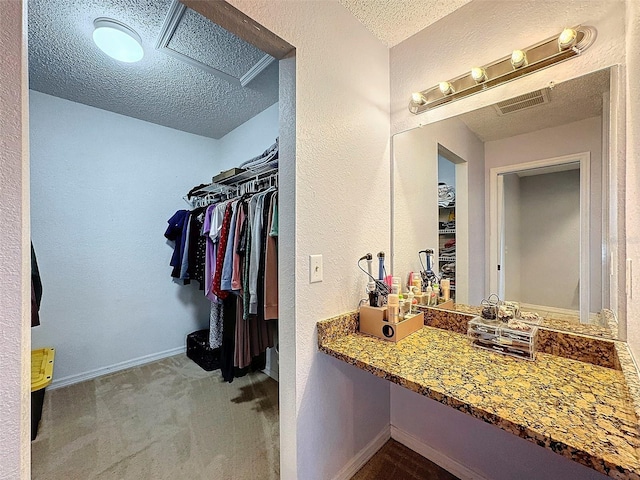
[211,164,278,187]
[439,229,456,234]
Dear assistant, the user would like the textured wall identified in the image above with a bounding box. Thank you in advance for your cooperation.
[226,2,392,479]
[0,1,30,478]
[389,1,627,477]
[30,91,277,384]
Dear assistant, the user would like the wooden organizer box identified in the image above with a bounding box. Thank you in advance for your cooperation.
[359,305,424,342]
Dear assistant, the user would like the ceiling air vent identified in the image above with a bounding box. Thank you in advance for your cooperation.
[494,88,551,116]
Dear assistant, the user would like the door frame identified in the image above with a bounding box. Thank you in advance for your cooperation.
[489,152,591,323]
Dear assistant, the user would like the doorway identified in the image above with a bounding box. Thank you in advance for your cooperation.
[25,2,295,476]
[490,152,591,323]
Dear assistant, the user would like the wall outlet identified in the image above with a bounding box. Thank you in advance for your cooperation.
[309,254,323,283]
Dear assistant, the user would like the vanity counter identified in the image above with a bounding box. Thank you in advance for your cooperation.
[317,312,640,478]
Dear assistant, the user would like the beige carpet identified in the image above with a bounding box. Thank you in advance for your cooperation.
[31,354,279,480]
[352,439,460,480]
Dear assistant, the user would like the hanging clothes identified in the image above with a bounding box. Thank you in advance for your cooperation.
[31,243,43,327]
[167,167,279,382]
[264,193,278,320]
[164,210,190,280]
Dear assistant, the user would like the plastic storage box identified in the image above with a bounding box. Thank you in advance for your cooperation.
[31,347,55,440]
[468,316,537,361]
[186,329,220,371]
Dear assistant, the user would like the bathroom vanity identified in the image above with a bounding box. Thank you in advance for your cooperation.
[317,307,640,478]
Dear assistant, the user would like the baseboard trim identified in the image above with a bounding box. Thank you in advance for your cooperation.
[262,367,279,382]
[49,346,185,390]
[390,425,489,480]
[332,425,391,480]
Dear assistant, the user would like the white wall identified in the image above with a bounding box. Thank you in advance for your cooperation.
[438,154,456,187]
[485,117,603,312]
[227,2,392,479]
[389,2,625,478]
[0,1,30,477]
[217,102,279,169]
[518,170,581,309]
[29,91,223,383]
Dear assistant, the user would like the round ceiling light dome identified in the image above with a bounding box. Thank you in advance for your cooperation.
[93,18,144,63]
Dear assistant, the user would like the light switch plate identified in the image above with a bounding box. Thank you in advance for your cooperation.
[309,254,323,283]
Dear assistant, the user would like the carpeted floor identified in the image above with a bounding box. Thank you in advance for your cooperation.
[352,439,461,480]
[31,354,279,480]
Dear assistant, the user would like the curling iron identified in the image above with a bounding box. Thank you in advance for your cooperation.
[358,253,390,307]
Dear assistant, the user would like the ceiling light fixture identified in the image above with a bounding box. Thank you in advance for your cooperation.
[411,92,427,105]
[408,25,596,115]
[510,50,527,69]
[93,18,144,63]
[470,67,487,83]
[558,28,578,50]
[439,82,454,95]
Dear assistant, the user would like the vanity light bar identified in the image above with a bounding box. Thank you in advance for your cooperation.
[408,26,596,115]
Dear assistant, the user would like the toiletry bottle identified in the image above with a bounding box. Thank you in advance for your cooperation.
[441,279,450,301]
[426,282,433,306]
[398,295,405,321]
[407,290,415,316]
[392,277,401,295]
[387,294,399,324]
[412,286,421,306]
[412,276,422,293]
[433,282,440,304]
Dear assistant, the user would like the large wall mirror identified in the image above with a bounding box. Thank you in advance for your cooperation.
[392,66,623,340]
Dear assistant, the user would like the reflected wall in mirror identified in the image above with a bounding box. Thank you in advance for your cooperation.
[392,66,621,339]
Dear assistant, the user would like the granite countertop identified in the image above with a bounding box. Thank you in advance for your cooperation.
[317,312,640,479]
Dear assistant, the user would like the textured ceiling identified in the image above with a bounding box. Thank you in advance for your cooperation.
[28,0,278,139]
[338,0,473,47]
[459,68,610,142]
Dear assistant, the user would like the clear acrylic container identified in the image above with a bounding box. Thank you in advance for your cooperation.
[468,316,537,361]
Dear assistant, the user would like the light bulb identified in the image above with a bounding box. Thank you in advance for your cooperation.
[93,18,144,63]
[558,28,577,50]
[439,82,454,95]
[411,92,426,105]
[471,67,487,83]
[511,50,526,68]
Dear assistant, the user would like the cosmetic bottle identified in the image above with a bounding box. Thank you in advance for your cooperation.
[407,290,415,315]
[432,282,440,304]
[412,276,422,293]
[387,294,399,324]
[426,282,433,306]
[441,279,450,301]
[391,277,401,295]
